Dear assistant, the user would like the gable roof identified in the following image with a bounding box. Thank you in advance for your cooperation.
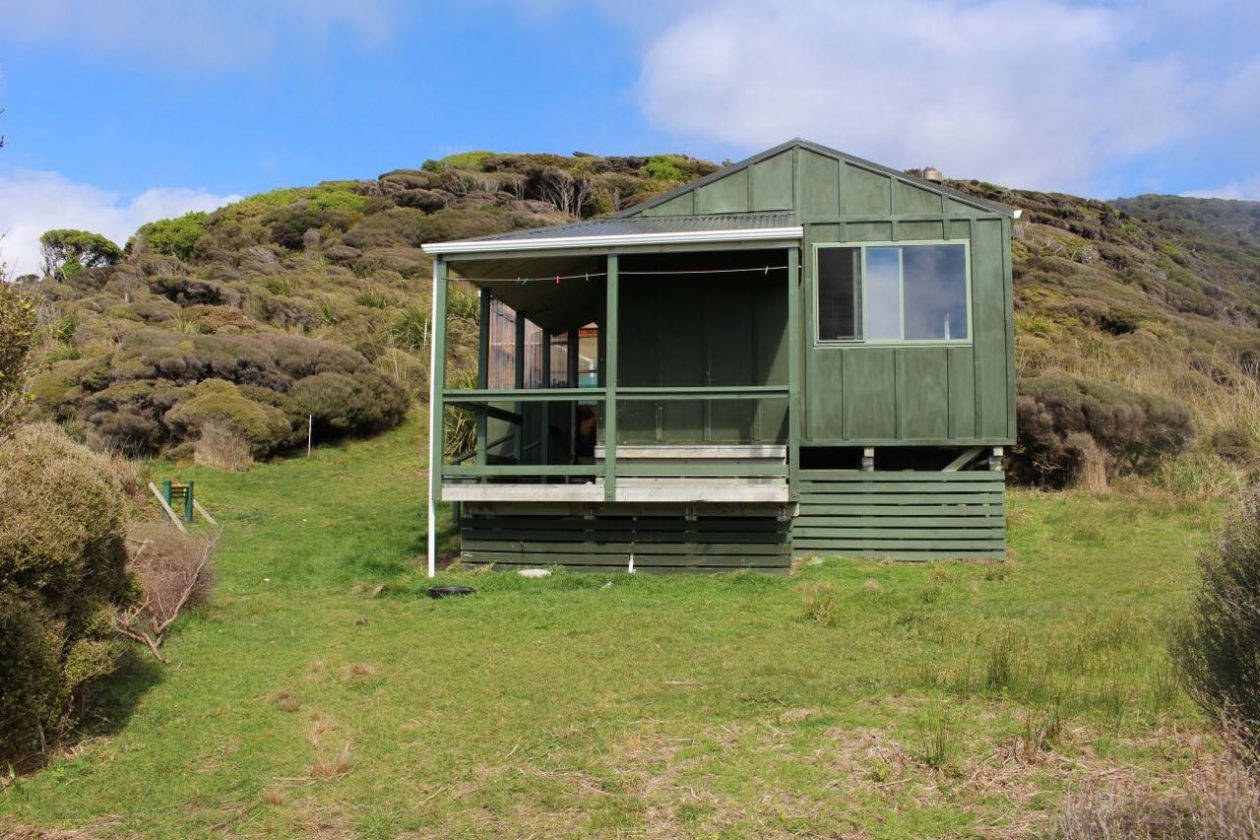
[616,138,1018,220]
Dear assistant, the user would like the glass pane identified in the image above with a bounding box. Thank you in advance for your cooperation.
[817,247,861,340]
[865,247,902,340]
[903,244,968,340]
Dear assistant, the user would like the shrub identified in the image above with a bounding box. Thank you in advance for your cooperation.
[165,379,293,456]
[1171,489,1260,763]
[134,212,208,260]
[1012,374,1195,486]
[265,205,355,250]
[0,423,131,763]
[0,282,37,435]
[287,371,409,438]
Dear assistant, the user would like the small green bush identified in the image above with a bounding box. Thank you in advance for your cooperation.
[165,379,293,456]
[134,212,208,260]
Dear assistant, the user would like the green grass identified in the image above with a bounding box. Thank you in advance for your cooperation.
[0,419,1222,838]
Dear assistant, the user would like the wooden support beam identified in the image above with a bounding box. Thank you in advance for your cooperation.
[540,329,551,467]
[943,446,983,472]
[476,287,490,467]
[604,254,619,503]
[148,482,188,533]
[192,498,217,526]
[514,308,525,464]
[568,326,579,470]
[787,245,801,501]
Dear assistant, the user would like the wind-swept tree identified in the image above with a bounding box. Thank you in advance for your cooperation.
[39,229,123,279]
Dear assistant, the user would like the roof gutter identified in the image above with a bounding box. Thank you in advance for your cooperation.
[421,226,804,256]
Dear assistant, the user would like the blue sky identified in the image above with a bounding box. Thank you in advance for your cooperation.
[1,0,1257,274]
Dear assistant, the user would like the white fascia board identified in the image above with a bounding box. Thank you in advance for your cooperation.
[421,226,804,255]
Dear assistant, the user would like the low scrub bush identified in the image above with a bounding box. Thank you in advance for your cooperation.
[1172,489,1260,763]
[1012,374,1195,487]
[1056,749,1260,839]
[165,379,292,456]
[0,424,131,764]
[34,330,410,459]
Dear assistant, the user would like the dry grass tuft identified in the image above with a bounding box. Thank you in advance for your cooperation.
[344,662,375,678]
[798,581,840,626]
[349,583,386,597]
[193,421,254,472]
[309,660,324,674]
[353,616,367,626]
[262,789,286,806]
[307,743,353,780]
[271,691,301,713]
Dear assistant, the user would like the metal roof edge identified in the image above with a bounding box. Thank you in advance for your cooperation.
[422,225,804,256]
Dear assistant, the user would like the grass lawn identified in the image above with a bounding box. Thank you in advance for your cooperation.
[0,418,1224,839]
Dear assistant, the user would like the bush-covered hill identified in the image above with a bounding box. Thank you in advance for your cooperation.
[16,149,1260,484]
[19,153,718,463]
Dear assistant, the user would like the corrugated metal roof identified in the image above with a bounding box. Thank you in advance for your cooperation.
[464,211,797,243]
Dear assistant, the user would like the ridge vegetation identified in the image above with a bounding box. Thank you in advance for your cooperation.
[11,150,1260,487]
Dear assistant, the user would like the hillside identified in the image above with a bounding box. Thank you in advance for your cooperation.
[17,150,1260,482]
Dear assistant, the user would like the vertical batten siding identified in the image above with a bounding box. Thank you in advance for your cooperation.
[795,145,1015,447]
[791,470,1006,560]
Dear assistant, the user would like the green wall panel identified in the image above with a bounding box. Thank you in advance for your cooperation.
[897,221,945,240]
[750,152,794,211]
[896,349,949,439]
[842,349,897,439]
[642,192,694,217]
[695,169,750,214]
[896,180,944,215]
[947,346,977,439]
[799,149,840,220]
[842,164,892,216]
[971,219,1010,439]
[844,221,894,242]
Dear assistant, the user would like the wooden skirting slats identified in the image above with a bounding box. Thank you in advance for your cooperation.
[791,469,1006,561]
[461,513,791,573]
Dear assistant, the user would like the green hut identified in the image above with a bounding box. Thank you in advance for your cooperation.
[422,139,1017,574]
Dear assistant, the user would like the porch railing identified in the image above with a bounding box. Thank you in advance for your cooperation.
[441,385,791,499]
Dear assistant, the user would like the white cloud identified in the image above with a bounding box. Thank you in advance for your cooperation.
[0,0,397,69]
[1183,178,1260,202]
[0,170,240,277]
[634,0,1260,194]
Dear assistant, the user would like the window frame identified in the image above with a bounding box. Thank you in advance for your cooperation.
[812,239,973,347]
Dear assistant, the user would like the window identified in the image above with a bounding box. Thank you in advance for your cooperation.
[816,242,969,343]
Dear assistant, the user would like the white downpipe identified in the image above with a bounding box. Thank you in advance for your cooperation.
[426,261,440,579]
